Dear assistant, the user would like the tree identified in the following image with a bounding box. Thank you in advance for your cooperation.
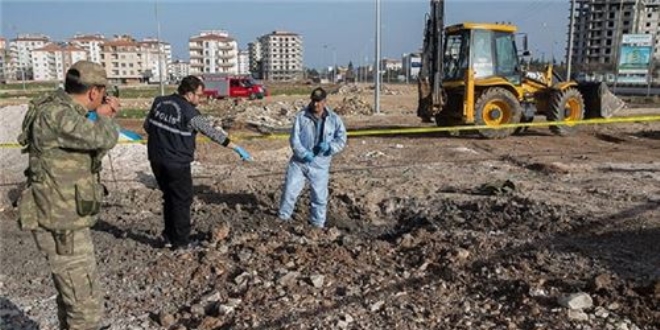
[305,68,320,81]
[345,61,356,83]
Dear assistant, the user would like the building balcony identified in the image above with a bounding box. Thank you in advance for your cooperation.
[217,62,235,68]
[217,53,235,59]
[217,44,235,51]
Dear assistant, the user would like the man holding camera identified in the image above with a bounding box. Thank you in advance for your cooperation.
[17,60,121,330]
[278,87,347,228]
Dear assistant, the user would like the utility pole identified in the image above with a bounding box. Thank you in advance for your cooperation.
[155,0,165,96]
[566,0,575,81]
[21,67,26,91]
[332,47,337,83]
[374,0,381,114]
[613,0,625,92]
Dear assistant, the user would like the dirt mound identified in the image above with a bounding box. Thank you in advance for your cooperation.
[80,191,656,329]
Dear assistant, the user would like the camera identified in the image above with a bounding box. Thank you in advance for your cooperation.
[103,85,120,103]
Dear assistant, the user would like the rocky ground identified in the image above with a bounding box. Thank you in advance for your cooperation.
[1,84,660,330]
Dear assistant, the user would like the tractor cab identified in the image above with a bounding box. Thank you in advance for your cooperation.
[443,23,520,84]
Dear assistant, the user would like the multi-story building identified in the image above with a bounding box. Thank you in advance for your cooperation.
[257,30,303,81]
[69,34,105,64]
[381,58,403,71]
[0,37,6,82]
[99,35,144,84]
[570,0,659,80]
[237,49,249,75]
[188,30,239,75]
[32,42,87,81]
[139,38,172,83]
[169,59,190,82]
[402,53,422,81]
[7,33,50,80]
[247,41,262,77]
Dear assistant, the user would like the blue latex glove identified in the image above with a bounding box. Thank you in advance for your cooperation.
[301,151,314,163]
[233,146,252,161]
[313,141,330,156]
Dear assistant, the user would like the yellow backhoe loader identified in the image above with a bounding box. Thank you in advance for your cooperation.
[417,0,625,139]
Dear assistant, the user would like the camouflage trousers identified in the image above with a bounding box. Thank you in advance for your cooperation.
[32,228,102,330]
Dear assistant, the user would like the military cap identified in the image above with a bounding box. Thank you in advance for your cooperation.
[67,60,107,86]
[310,87,327,102]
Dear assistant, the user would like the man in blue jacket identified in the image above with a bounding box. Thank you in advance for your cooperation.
[144,75,252,249]
[278,87,347,228]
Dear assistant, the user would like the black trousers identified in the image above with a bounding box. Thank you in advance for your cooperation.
[150,161,193,247]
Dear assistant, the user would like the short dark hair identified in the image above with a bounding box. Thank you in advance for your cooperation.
[178,75,205,95]
[64,69,93,94]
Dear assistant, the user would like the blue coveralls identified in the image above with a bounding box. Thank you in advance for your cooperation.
[278,106,347,227]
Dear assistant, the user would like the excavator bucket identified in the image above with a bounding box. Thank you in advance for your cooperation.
[417,77,435,122]
[576,81,626,119]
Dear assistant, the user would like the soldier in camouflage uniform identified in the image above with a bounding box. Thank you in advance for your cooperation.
[16,61,121,330]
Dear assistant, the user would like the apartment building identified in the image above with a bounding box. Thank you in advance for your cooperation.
[139,38,172,83]
[188,30,239,75]
[7,33,50,80]
[237,49,249,75]
[570,0,659,78]
[99,35,143,83]
[32,43,87,81]
[247,41,262,77]
[69,34,105,63]
[0,37,6,82]
[169,59,190,82]
[257,30,303,81]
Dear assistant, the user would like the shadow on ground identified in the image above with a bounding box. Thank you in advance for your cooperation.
[0,297,39,330]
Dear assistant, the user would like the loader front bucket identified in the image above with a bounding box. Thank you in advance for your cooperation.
[577,81,626,119]
[417,77,434,122]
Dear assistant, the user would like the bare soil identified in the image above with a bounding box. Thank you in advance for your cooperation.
[1,84,660,330]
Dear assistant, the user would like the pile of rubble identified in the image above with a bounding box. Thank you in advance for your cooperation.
[204,95,374,131]
[334,96,373,116]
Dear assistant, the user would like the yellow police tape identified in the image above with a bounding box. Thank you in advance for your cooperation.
[1,114,659,149]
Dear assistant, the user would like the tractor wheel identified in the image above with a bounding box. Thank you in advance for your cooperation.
[474,88,522,139]
[547,87,585,136]
[249,93,257,100]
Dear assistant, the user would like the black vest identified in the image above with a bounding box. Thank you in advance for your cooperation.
[145,94,199,165]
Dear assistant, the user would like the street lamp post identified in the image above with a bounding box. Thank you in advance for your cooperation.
[374,0,381,114]
[567,0,576,81]
[323,44,328,82]
[613,0,625,92]
[155,0,165,96]
[21,67,26,91]
[332,47,337,83]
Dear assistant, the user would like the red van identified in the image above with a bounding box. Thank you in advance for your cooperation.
[201,74,267,100]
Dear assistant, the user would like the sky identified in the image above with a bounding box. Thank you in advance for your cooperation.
[1,0,569,69]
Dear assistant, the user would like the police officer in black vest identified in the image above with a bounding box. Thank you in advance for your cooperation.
[144,75,252,249]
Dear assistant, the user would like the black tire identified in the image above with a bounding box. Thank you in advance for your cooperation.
[547,87,585,136]
[474,87,522,139]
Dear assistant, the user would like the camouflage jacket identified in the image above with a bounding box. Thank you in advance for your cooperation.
[17,89,119,231]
